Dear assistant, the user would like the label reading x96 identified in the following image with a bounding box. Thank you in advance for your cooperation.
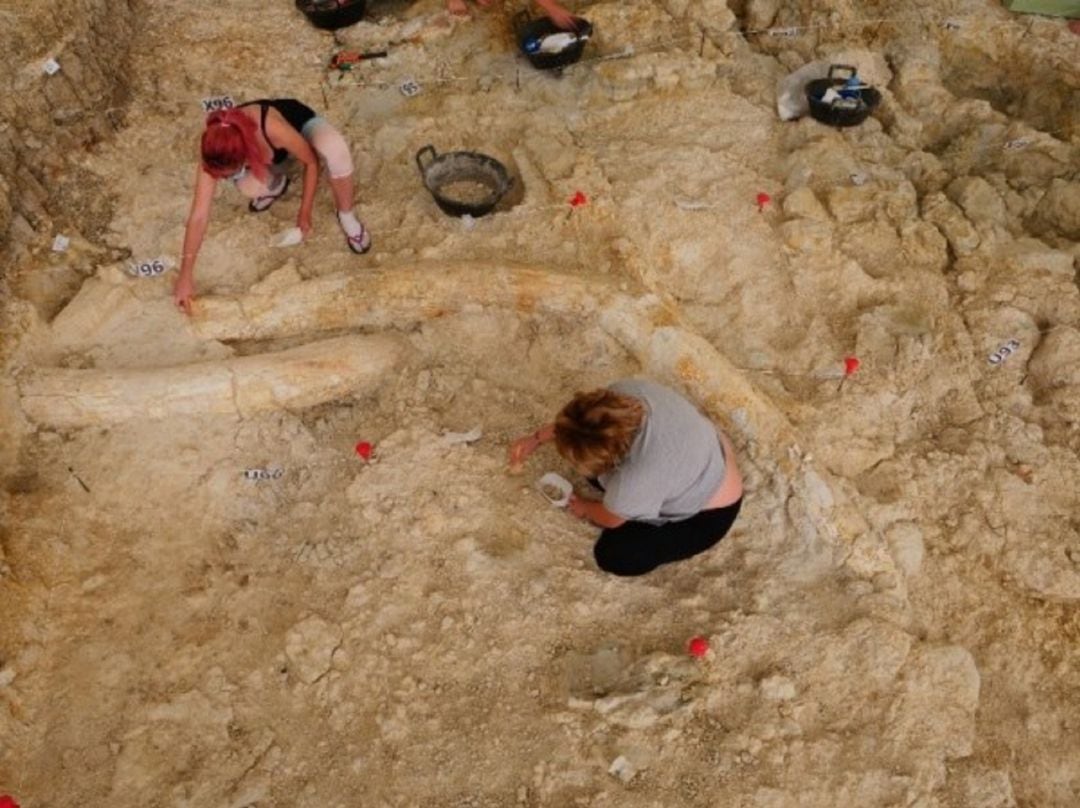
[201,95,236,112]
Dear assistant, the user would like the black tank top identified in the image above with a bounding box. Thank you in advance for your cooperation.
[239,99,317,164]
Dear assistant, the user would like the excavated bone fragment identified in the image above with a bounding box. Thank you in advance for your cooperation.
[18,334,404,428]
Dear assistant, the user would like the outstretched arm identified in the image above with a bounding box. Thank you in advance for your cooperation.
[534,0,577,29]
[174,165,217,316]
[568,494,626,528]
[508,422,555,472]
[264,112,320,237]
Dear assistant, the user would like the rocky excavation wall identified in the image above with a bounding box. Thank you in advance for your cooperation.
[0,0,137,270]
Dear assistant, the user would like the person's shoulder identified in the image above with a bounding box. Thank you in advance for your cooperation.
[612,377,683,404]
[609,377,657,395]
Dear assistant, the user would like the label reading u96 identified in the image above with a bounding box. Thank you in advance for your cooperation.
[243,468,285,481]
[987,339,1020,365]
[201,95,235,112]
[128,258,167,277]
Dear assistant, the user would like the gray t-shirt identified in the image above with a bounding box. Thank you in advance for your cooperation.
[598,379,727,524]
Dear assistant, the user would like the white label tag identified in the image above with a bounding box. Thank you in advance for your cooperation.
[399,77,422,97]
[987,339,1020,365]
[243,468,285,481]
[1003,138,1032,152]
[200,95,236,113]
[51,234,70,252]
[127,257,169,278]
[43,58,61,76]
[941,20,961,31]
[768,26,798,37]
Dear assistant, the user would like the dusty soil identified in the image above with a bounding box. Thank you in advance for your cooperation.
[2,0,1079,806]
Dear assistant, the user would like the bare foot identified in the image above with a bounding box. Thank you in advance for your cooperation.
[447,0,468,15]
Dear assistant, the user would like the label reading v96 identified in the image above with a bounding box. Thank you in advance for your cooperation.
[128,258,168,278]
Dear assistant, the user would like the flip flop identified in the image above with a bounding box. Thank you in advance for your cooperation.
[249,176,290,213]
[346,224,372,255]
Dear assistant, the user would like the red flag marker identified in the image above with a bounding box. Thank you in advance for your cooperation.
[756,192,771,213]
[566,191,588,220]
[838,356,860,392]
[0,796,22,808]
[687,636,710,658]
[354,441,373,461]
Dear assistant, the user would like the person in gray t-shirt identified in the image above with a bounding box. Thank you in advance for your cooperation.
[509,379,743,576]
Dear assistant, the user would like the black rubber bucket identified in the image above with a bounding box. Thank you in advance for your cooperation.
[513,11,593,71]
[806,64,881,128]
[295,0,367,30]
[416,145,514,218]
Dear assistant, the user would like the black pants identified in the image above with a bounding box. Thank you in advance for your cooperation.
[593,498,742,577]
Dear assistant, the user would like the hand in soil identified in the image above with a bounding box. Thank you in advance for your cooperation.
[173,275,195,316]
[507,433,537,473]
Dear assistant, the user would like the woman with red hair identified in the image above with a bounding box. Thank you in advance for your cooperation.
[174,98,371,314]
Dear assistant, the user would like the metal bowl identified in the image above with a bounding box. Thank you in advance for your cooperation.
[806,64,881,128]
[416,145,514,218]
[295,0,367,30]
[514,12,593,72]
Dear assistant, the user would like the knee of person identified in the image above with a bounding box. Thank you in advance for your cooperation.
[593,540,654,577]
[233,175,262,199]
[310,130,354,179]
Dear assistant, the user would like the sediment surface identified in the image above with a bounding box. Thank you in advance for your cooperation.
[1,0,1078,805]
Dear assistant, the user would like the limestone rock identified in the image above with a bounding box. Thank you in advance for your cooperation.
[839,220,902,277]
[1001,238,1075,278]
[782,187,830,222]
[744,0,780,31]
[1003,525,1080,601]
[922,192,980,255]
[826,185,879,224]
[886,645,980,761]
[947,177,1007,229]
[886,523,924,578]
[759,674,796,701]
[900,220,949,273]
[826,181,918,226]
[1029,327,1080,392]
[780,219,832,253]
[607,754,637,783]
[961,768,1018,808]
[285,615,343,685]
[1030,179,1080,241]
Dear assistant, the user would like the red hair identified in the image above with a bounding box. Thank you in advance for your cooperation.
[200,109,268,181]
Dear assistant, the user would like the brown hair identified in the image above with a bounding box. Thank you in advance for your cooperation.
[554,388,645,476]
